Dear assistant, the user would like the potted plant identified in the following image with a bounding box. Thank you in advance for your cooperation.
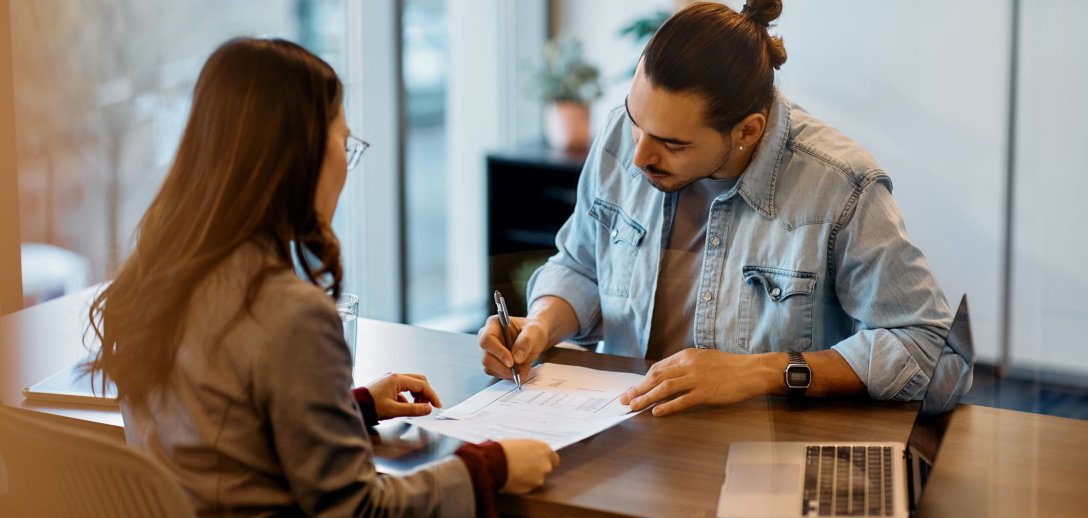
[618,9,671,76]
[530,38,602,152]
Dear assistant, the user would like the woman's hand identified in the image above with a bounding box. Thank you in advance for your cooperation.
[498,439,560,494]
[365,373,443,420]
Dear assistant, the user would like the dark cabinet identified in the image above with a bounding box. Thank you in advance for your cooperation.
[486,143,587,316]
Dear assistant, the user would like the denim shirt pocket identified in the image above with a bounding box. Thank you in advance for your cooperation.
[739,266,817,351]
[588,198,646,297]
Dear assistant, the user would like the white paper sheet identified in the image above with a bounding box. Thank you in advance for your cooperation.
[409,362,643,450]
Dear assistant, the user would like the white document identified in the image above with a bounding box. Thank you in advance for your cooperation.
[409,362,643,450]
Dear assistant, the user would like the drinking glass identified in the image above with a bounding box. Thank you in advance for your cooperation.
[336,293,359,365]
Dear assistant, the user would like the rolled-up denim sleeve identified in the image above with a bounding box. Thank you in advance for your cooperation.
[830,176,953,401]
[526,111,627,345]
[529,256,603,345]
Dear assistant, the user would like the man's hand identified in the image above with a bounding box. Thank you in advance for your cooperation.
[478,315,551,382]
[478,295,579,380]
[620,349,774,416]
[365,373,443,419]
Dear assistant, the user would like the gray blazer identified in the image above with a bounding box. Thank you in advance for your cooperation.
[121,243,475,516]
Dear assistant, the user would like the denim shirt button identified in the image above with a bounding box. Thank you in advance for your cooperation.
[701,291,713,302]
[709,236,721,247]
[770,287,782,300]
[610,229,619,239]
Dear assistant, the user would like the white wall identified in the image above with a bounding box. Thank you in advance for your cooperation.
[1010,0,1088,375]
[775,0,1010,364]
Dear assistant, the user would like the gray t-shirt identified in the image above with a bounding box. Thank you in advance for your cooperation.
[647,176,739,360]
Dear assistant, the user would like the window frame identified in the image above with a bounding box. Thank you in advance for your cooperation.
[1,0,25,315]
[335,0,404,322]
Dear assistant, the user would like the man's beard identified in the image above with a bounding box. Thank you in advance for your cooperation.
[643,146,733,194]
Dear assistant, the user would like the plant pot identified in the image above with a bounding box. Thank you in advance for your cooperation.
[545,101,591,152]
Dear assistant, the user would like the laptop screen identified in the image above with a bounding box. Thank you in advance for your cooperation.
[904,295,974,510]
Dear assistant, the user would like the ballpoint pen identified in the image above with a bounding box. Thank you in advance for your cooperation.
[493,290,523,389]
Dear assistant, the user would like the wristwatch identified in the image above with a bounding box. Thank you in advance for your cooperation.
[784,352,811,397]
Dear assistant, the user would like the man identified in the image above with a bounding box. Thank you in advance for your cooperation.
[479,1,952,416]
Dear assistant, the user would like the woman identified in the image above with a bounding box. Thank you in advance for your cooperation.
[87,37,557,517]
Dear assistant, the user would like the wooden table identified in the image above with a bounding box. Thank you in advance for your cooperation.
[3,291,1087,517]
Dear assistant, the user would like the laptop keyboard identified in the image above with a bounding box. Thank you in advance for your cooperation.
[803,445,893,516]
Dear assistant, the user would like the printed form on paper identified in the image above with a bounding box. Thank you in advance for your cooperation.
[408,362,644,450]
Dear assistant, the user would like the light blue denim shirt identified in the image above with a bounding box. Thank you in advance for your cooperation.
[527,92,953,401]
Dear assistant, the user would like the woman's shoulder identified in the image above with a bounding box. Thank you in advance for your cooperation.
[253,269,339,325]
[203,242,339,329]
[235,267,347,380]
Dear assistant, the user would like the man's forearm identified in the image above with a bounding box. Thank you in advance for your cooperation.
[526,295,580,348]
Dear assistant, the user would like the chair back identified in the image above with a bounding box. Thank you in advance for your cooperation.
[0,405,194,517]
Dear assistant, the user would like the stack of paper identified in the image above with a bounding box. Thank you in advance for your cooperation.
[410,362,643,450]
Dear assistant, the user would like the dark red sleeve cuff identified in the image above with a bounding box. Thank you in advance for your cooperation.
[454,440,507,518]
[351,386,380,428]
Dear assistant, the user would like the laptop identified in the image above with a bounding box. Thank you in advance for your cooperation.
[718,296,974,517]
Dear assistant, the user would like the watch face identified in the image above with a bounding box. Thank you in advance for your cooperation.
[786,366,811,387]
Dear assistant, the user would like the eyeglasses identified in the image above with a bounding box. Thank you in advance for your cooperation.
[346,134,370,170]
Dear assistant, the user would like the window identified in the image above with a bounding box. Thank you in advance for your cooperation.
[11,0,347,306]
[11,0,545,328]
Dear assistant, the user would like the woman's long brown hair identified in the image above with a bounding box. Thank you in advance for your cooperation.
[84,37,344,408]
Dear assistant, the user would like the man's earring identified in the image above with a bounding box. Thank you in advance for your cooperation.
[739,146,745,151]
